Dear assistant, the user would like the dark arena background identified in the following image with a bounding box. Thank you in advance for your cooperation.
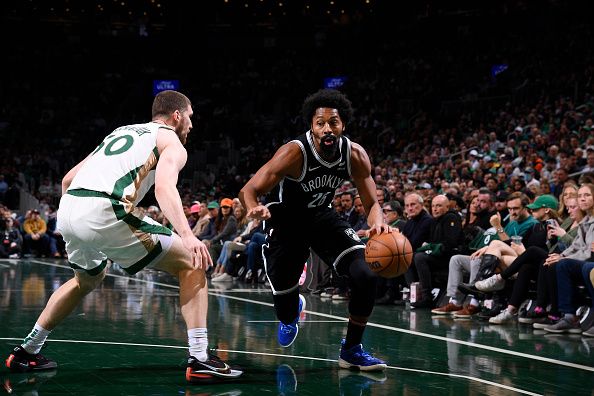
[1,1,594,395]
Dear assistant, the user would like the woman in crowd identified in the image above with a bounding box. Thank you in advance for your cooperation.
[540,183,594,334]
[201,198,238,269]
[210,203,247,278]
[558,183,579,219]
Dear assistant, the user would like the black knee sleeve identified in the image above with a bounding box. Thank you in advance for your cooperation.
[337,251,378,317]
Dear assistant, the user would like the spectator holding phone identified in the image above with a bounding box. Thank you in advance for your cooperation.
[473,194,561,324]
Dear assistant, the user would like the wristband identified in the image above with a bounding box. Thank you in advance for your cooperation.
[496,227,504,233]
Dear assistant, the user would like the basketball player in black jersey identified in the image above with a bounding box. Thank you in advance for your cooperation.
[239,89,390,371]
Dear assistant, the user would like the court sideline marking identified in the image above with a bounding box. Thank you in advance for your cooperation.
[248,320,344,323]
[0,337,541,396]
[8,259,594,374]
[212,292,594,373]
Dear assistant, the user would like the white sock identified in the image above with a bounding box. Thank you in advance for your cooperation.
[469,298,479,307]
[22,323,51,354]
[449,297,458,306]
[188,328,208,361]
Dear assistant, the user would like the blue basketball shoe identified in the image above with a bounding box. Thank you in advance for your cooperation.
[338,369,387,396]
[278,294,306,347]
[276,364,297,395]
[338,339,387,371]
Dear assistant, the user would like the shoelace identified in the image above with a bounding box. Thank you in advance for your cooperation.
[349,347,372,360]
[280,324,295,334]
[353,350,380,363]
[194,350,229,371]
[207,348,226,363]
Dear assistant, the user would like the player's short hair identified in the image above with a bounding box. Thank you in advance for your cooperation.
[301,89,354,126]
[152,90,192,118]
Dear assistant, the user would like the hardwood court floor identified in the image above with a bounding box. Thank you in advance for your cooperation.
[1,258,594,395]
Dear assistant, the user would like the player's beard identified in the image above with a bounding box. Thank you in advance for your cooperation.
[320,135,338,158]
[175,128,187,145]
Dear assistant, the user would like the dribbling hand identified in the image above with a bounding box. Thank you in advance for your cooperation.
[367,223,393,237]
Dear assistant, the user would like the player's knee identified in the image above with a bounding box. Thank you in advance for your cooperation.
[178,266,207,286]
[448,254,459,266]
[489,240,507,251]
[348,257,377,287]
[75,270,106,294]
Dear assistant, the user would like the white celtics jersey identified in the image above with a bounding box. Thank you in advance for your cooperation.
[68,121,170,210]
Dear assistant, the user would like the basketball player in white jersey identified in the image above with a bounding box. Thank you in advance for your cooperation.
[5,90,242,383]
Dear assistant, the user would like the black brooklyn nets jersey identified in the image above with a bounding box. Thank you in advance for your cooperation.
[272,130,352,211]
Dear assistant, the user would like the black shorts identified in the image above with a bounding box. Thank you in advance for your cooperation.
[262,203,365,295]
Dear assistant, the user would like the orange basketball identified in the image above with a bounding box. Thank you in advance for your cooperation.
[365,230,413,278]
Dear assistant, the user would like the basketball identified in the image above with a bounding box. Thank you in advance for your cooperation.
[365,231,413,278]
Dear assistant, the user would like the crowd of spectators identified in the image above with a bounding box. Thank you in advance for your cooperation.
[1,1,594,339]
[0,205,65,259]
[2,1,594,210]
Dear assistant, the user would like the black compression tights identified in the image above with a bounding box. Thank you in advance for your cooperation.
[342,253,378,318]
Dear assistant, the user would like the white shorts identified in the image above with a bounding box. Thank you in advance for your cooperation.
[57,191,173,275]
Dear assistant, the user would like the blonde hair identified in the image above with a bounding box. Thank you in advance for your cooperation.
[564,197,585,223]
[559,183,579,217]
[235,206,249,228]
